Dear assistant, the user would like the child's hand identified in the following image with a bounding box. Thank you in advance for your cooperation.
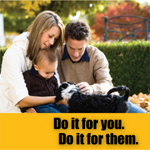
[26,108,37,113]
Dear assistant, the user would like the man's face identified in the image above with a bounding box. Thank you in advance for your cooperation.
[65,37,88,62]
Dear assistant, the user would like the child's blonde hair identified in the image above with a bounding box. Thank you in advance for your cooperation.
[34,49,57,65]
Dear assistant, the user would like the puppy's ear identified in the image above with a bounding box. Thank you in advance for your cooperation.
[55,95,63,102]
[55,88,63,102]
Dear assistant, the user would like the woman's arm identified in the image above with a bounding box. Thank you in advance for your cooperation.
[18,95,56,108]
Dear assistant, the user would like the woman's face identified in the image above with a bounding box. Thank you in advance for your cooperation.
[40,25,61,49]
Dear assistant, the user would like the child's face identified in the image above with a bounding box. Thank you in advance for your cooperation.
[34,60,58,80]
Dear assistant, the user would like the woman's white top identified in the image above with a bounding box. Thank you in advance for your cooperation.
[0,32,60,113]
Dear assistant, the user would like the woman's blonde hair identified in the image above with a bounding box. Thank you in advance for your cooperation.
[26,10,64,62]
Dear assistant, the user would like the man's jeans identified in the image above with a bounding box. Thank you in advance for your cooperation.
[34,103,68,113]
[127,101,148,113]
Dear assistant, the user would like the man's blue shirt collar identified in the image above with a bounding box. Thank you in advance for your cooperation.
[61,44,90,62]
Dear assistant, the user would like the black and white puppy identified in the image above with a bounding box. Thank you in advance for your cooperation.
[55,82,129,113]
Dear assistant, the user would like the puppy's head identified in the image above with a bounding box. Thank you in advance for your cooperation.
[55,82,79,102]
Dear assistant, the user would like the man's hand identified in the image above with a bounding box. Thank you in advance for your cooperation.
[76,82,93,94]
[26,108,37,113]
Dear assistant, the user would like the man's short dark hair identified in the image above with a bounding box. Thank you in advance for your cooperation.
[65,20,91,41]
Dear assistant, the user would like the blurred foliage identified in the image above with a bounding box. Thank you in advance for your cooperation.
[94,40,150,95]
[91,1,150,41]
[0,0,125,33]
[0,1,35,32]
[1,0,147,38]
[0,0,105,32]
[20,1,51,16]
[3,15,34,33]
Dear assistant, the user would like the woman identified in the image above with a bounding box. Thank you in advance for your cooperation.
[0,10,66,113]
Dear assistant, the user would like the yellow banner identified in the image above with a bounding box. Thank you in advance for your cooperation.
[0,113,150,150]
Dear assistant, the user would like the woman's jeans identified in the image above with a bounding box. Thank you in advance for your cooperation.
[127,101,148,113]
[34,103,68,113]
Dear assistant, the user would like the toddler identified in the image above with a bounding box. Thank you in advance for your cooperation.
[21,49,67,113]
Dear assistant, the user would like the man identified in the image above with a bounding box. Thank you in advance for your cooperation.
[57,20,113,95]
[57,20,147,113]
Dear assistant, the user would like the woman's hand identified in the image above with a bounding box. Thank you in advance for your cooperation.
[56,99,68,106]
[26,108,37,113]
[76,82,93,94]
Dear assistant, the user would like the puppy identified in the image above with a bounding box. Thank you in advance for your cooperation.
[55,82,129,113]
